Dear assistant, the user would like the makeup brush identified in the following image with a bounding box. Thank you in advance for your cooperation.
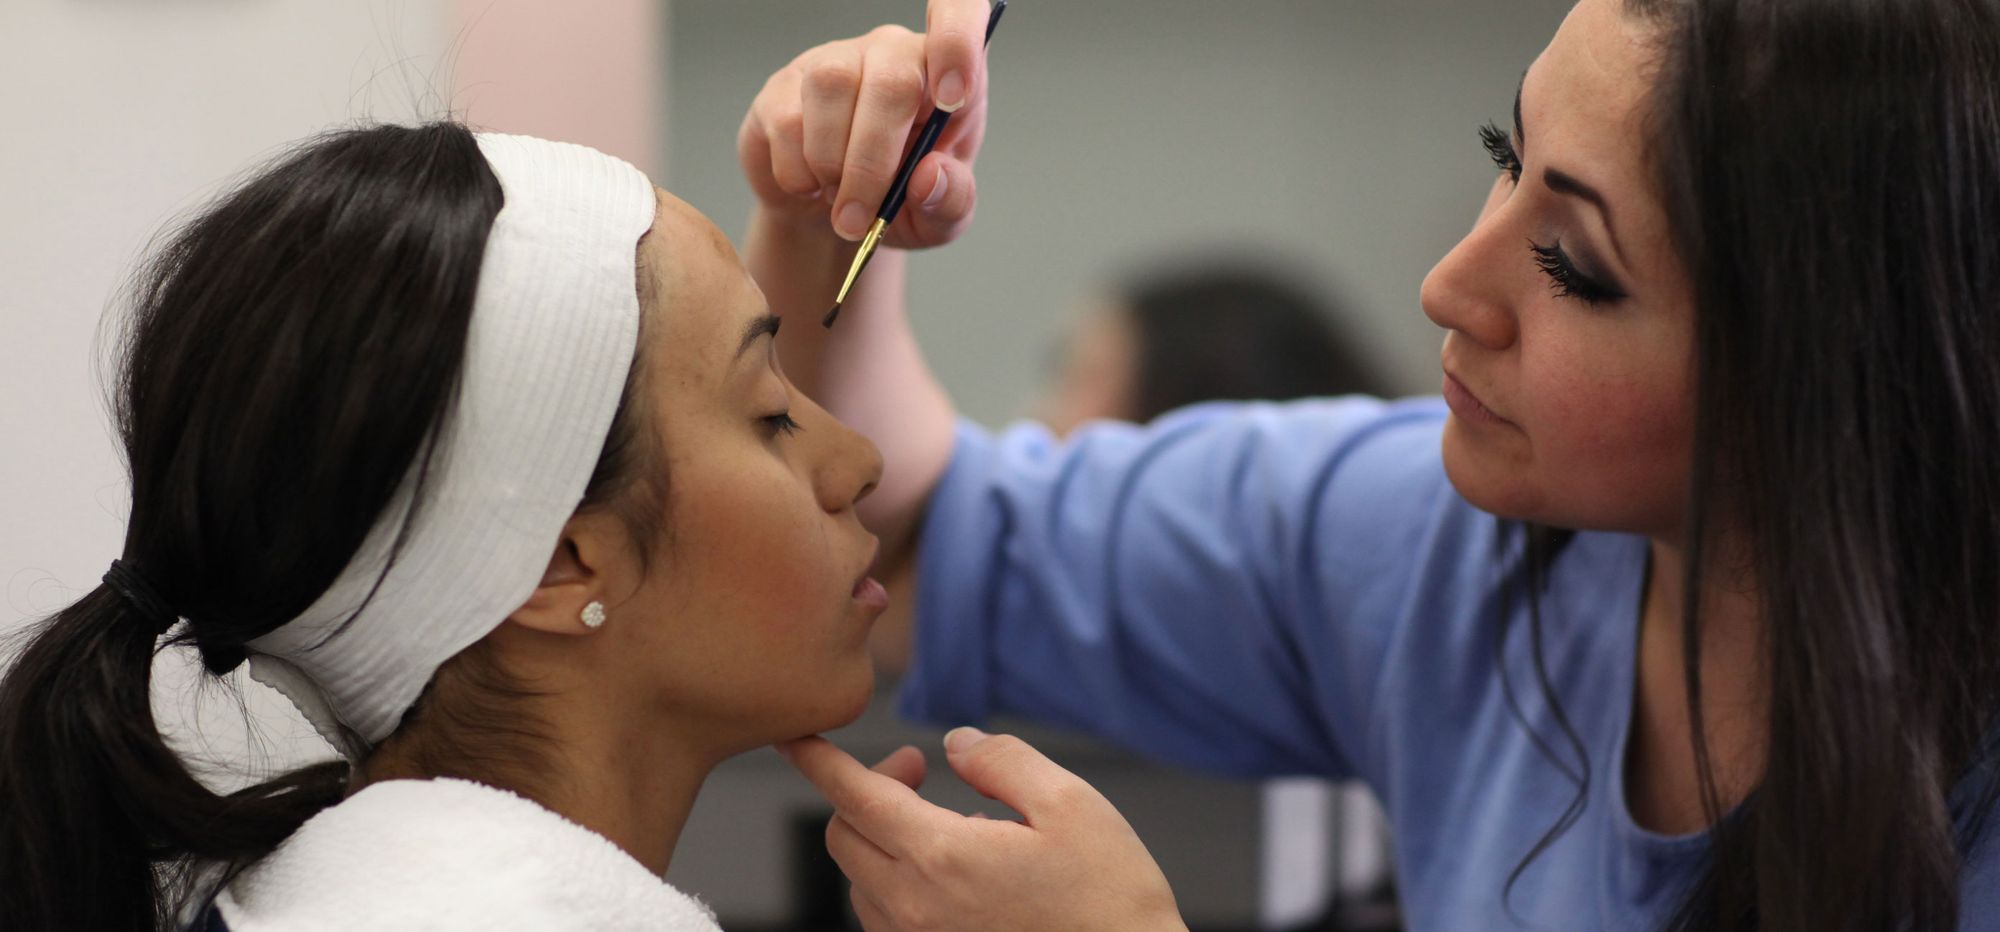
[823,0,1007,328]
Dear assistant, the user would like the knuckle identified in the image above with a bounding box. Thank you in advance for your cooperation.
[843,150,896,187]
[802,58,860,98]
[983,733,1028,755]
[970,733,1027,768]
[901,826,952,874]
[849,793,890,826]
[930,24,971,54]
[806,152,844,180]
[1045,775,1093,813]
[847,887,873,922]
[924,837,968,882]
[866,65,926,108]
[867,23,915,42]
[769,110,806,143]
[891,897,939,931]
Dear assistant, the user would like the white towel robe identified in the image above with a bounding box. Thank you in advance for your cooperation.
[216,778,722,931]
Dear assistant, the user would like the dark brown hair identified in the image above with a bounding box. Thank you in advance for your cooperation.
[1510,2,2000,929]
[0,121,657,931]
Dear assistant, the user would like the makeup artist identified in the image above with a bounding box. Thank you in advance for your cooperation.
[747,0,2000,928]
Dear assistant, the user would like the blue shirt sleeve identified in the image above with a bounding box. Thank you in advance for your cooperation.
[899,396,1463,782]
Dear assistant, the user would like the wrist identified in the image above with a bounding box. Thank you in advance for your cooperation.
[749,202,839,249]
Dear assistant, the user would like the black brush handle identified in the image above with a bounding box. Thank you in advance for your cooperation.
[875,0,1007,225]
[878,110,951,223]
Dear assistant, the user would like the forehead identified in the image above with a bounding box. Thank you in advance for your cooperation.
[1528,0,1687,279]
[636,188,762,373]
[1526,0,1659,170]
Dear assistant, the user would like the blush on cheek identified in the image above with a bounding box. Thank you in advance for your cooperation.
[1545,383,1693,531]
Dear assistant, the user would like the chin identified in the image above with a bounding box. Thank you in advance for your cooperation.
[1440,424,1544,521]
[823,662,877,729]
[781,659,877,739]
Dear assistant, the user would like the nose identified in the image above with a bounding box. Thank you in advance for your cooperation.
[1421,178,1521,352]
[803,396,883,513]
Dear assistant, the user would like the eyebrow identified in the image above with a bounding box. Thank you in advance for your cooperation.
[1513,74,1628,267]
[736,314,782,359]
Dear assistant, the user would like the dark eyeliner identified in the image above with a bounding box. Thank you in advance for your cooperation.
[1479,121,1522,182]
[1528,240,1626,305]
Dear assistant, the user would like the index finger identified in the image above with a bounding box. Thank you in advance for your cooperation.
[924,0,991,111]
[777,736,945,854]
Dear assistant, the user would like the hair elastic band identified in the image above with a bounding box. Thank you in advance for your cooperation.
[103,559,179,634]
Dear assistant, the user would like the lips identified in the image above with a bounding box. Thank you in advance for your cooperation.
[851,576,889,611]
[1441,371,1517,429]
[850,537,887,610]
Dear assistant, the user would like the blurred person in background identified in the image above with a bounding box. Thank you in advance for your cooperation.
[1037,263,1405,932]
[1038,264,1387,437]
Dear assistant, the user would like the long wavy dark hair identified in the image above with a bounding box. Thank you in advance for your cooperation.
[0,122,655,931]
[1507,1,2000,929]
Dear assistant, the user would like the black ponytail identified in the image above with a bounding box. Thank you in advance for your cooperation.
[0,588,348,930]
[0,121,506,931]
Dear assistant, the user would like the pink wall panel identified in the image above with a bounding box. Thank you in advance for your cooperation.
[450,0,663,176]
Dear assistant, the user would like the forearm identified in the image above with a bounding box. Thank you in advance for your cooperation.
[748,205,956,564]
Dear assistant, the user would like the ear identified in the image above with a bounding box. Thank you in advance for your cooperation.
[508,513,623,637]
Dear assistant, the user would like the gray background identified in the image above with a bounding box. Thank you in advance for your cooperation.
[664,0,1576,425]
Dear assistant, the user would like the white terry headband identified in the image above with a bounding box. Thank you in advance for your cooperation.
[246,133,656,757]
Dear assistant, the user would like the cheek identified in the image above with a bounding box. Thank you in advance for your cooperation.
[644,460,875,733]
[1523,336,1693,531]
[669,471,839,626]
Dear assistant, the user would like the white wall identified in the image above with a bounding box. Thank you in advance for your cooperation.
[0,0,462,775]
[0,0,668,782]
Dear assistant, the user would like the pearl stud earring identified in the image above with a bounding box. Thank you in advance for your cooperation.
[581,601,606,629]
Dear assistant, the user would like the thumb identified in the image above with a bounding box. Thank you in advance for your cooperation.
[887,153,977,250]
[941,727,1095,825]
[912,153,975,220]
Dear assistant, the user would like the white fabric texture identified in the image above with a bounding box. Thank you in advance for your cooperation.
[214,778,720,931]
[245,133,656,751]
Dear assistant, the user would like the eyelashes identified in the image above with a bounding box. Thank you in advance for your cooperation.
[1479,121,1521,182]
[1478,121,1625,307]
[763,412,803,436]
[1529,241,1624,305]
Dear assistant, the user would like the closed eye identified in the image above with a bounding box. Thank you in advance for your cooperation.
[763,412,803,436]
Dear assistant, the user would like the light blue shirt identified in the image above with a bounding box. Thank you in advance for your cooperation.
[900,397,1999,930]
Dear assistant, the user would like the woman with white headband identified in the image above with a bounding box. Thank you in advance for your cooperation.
[0,122,889,930]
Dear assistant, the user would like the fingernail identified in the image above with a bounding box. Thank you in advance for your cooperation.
[773,741,797,762]
[921,165,950,209]
[944,726,988,755]
[835,201,870,241]
[935,71,967,112]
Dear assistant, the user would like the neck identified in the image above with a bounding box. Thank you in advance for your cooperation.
[527,704,717,877]
[1626,532,1767,834]
[359,694,718,878]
